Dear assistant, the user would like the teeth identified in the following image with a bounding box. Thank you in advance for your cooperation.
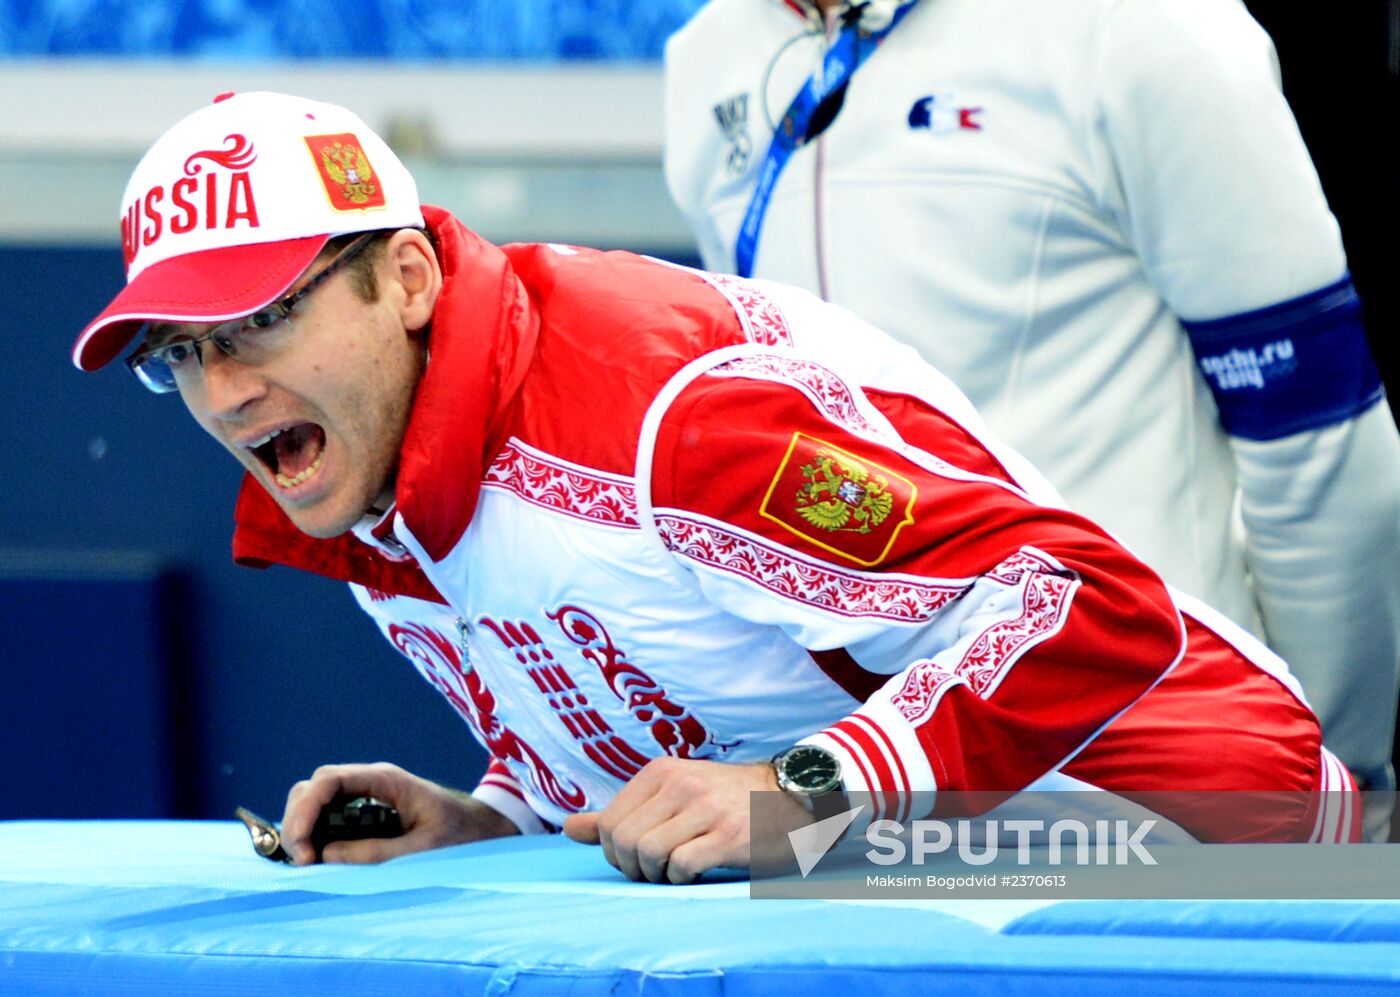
[275,450,324,489]
[247,427,288,450]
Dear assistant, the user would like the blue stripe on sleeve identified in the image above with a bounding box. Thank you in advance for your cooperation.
[1182,274,1385,441]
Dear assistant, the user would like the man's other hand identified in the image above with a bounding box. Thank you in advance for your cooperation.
[562,757,808,884]
[280,761,518,865]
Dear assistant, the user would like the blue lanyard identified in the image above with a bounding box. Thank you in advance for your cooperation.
[734,1,918,278]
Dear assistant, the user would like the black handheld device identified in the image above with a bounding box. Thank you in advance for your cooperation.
[236,794,404,864]
[309,794,405,855]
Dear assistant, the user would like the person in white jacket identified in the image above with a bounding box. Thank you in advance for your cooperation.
[663,0,1400,836]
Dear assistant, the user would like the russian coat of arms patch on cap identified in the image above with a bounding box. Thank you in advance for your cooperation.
[305,132,386,211]
[760,432,917,566]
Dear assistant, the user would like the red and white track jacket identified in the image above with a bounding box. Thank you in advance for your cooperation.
[231,208,1352,844]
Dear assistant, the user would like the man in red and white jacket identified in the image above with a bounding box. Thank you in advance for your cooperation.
[75,92,1357,884]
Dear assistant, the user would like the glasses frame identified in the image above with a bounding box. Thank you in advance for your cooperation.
[125,231,380,394]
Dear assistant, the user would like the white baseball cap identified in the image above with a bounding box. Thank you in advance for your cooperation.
[73,90,424,371]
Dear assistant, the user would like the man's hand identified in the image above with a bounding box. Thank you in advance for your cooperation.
[562,757,810,884]
[280,761,518,865]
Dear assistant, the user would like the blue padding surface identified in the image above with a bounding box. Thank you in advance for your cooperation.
[1007,899,1400,944]
[3,821,1400,995]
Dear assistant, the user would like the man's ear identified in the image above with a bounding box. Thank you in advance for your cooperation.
[384,229,441,334]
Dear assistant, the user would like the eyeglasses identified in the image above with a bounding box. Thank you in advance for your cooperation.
[125,232,378,394]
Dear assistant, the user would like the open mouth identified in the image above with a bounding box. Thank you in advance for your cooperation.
[248,423,328,490]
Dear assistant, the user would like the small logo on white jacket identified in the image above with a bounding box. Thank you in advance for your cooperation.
[714,93,753,173]
[908,93,983,133]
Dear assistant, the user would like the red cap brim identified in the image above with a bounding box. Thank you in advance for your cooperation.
[72,235,331,371]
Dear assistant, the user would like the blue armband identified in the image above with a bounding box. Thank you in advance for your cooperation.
[1182,274,1384,441]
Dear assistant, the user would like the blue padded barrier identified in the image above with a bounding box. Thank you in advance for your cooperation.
[4,822,1400,995]
[1005,898,1400,944]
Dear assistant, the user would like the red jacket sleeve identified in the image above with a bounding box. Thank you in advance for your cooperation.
[649,361,1185,817]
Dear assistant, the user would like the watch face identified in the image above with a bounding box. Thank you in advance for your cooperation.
[780,746,841,794]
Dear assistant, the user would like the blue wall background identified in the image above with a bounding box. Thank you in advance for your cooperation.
[0,0,704,59]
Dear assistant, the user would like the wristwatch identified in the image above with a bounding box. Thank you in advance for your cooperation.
[772,744,847,820]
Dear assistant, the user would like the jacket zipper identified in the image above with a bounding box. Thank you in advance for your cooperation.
[813,5,840,302]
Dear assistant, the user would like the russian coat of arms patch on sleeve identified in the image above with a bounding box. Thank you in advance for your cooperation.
[760,432,917,566]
